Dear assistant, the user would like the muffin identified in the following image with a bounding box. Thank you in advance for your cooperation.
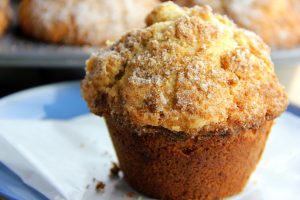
[19,0,159,46]
[81,2,288,199]
[0,0,11,37]
[174,0,300,49]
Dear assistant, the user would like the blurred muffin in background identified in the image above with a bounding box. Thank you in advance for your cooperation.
[0,0,12,37]
[174,0,300,49]
[19,0,160,46]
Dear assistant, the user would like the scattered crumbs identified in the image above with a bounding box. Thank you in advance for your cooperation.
[126,192,135,198]
[95,181,105,192]
[93,178,96,182]
[86,184,90,189]
[110,162,120,178]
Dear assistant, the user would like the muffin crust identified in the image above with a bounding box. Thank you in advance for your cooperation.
[82,2,288,136]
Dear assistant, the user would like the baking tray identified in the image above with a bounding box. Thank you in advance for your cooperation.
[0,31,95,68]
[272,47,300,67]
[0,1,300,68]
[0,0,95,68]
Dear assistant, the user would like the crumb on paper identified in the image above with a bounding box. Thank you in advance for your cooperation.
[110,162,120,177]
[126,192,135,198]
[95,181,105,192]
[93,177,96,182]
[86,184,90,189]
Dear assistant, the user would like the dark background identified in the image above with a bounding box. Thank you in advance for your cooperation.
[0,68,84,97]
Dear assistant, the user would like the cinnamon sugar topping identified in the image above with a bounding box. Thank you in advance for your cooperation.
[81,2,288,136]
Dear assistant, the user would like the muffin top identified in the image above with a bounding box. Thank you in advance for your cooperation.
[174,0,300,49]
[81,2,288,136]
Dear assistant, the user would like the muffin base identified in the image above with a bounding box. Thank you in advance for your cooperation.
[105,116,273,200]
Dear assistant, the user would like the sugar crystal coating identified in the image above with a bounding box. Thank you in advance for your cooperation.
[81,2,288,136]
[19,0,159,46]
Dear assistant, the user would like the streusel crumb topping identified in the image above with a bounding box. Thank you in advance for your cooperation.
[81,2,288,136]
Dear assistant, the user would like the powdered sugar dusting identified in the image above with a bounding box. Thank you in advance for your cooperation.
[176,0,300,48]
[26,0,159,45]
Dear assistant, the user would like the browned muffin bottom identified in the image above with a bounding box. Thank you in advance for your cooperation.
[0,0,11,37]
[106,115,273,200]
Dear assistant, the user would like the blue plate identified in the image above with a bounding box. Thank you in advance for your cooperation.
[0,81,89,200]
[0,81,89,120]
[0,81,299,200]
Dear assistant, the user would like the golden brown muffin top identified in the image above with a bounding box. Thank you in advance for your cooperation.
[81,2,288,136]
[174,0,300,49]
